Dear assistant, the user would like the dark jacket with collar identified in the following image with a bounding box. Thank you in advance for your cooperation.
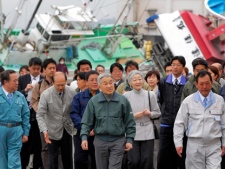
[18,74,44,121]
[181,75,221,102]
[70,88,100,130]
[18,74,44,98]
[115,79,124,90]
[80,91,136,143]
[159,74,188,125]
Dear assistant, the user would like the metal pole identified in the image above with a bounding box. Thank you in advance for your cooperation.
[6,0,26,37]
[0,0,4,43]
[25,0,43,32]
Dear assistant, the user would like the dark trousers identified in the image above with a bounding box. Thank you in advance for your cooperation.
[221,156,225,169]
[127,140,154,169]
[74,130,96,169]
[40,132,63,169]
[48,129,72,169]
[157,127,186,169]
[21,120,42,169]
[94,136,125,169]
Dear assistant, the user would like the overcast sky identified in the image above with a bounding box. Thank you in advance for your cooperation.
[1,0,130,29]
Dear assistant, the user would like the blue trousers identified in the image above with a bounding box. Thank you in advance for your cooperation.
[0,125,23,169]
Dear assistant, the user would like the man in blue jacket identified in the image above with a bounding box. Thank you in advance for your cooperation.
[158,56,188,169]
[0,70,30,169]
[70,70,99,169]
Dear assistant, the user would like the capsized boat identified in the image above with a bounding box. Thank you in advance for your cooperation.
[146,9,225,72]
[0,0,145,72]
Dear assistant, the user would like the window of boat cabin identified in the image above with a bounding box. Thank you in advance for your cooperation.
[36,23,50,40]
[50,34,70,41]
[37,23,44,34]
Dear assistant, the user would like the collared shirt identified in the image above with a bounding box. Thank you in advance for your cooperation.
[172,74,182,85]
[27,74,40,102]
[58,91,64,98]
[30,74,40,82]
[197,91,210,107]
[115,79,122,86]
[2,86,12,97]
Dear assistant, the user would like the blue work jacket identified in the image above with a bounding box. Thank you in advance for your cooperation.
[70,88,100,130]
[0,87,30,136]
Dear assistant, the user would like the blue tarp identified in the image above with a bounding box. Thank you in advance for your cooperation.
[208,0,225,14]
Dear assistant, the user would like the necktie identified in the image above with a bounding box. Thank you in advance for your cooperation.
[59,92,63,98]
[114,83,117,90]
[7,93,13,104]
[203,98,207,108]
[174,79,179,94]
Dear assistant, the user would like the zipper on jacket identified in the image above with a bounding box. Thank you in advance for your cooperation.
[106,102,109,141]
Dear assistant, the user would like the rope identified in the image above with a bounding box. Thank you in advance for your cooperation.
[138,0,151,22]
[93,0,102,11]
[93,0,106,16]
[93,0,122,11]
[24,0,28,28]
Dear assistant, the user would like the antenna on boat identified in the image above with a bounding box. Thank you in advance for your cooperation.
[6,0,26,39]
[0,0,4,43]
[80,0,93,8]
[101,0,134,57]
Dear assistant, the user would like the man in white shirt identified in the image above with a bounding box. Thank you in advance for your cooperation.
[18,57,43,169]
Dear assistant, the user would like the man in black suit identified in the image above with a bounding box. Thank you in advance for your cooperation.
[18,57,44,169]
[110,63,124,90]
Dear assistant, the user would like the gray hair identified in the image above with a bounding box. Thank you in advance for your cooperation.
[127,70,144,84]
[97,73,114,85]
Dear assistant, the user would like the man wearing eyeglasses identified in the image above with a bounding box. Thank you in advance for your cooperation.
[37,72,76,169]
[157,56,188,169]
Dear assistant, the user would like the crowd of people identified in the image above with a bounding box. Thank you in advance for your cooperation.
[1,56,225,169]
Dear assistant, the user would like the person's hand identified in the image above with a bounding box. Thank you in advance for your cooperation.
[22,136,28,143]
[25,84,33,92]
[81,140,88,150]
[89,129,95,136]
[222,146,225,156]
[125,143,133,151]
[134,111,144,119]
[44,132,52,144]
[176,147,183,157]
[143,109,151,117]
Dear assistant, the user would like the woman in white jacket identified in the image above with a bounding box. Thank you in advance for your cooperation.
[124,70,161,169]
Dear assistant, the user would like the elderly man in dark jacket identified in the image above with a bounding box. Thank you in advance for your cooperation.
[80,73,136,169]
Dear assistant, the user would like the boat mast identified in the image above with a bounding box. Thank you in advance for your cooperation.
[101,0,134,57]
[0,0,4,43]
[6,0,26,39]
[25,0,43,32]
